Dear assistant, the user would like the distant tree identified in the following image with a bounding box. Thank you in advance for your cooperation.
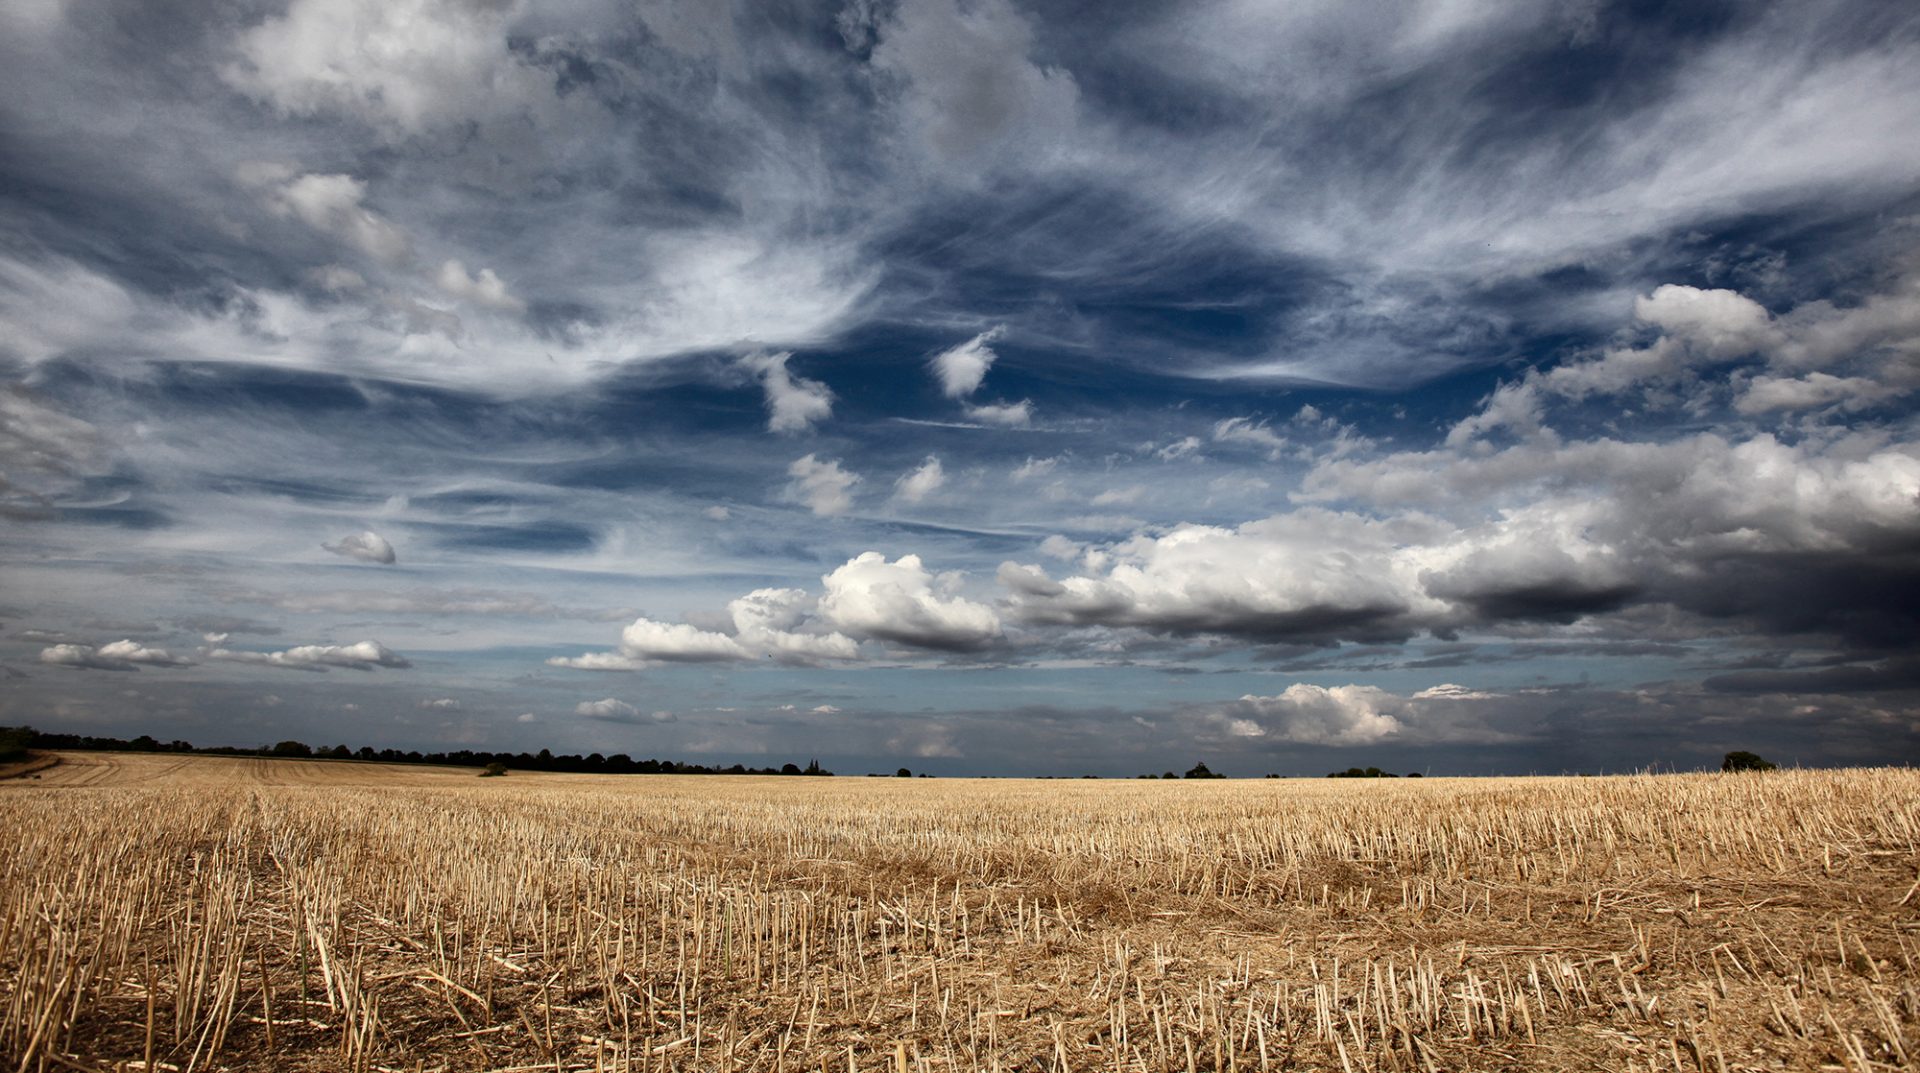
[270,740,312,758]
[480,762,508,777]
[896,767,912,778]
[130,734,159,752]
[1184,762,1221,779]
[1328,766,1397,778]
[0,726,32,763]
[1162,771,1177,779]
[1722,751,1777,773]
[324,744,351,760]
[356,746,377,761]
[803,759,831,776]
[781,762,803,775]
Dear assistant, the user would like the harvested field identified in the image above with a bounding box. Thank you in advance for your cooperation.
[1,754,1915,1071]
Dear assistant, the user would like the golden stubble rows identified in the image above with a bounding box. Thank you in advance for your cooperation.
[1,754,1916,1072]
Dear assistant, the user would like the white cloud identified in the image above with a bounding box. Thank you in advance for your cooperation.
[576,697,634,719]
[308,265,366,293]
[1011,456,1060,481]
[962,400,1033,426]
[726,588,860,663]
[267,173,414,266]
[819,552,1001,651]
[322,530,396,564]
[1091,485,1144,507]
[435,259,524,314]
[553,587,862,671]
[1412,683,1499,701]
[575,698,674,724]
[620,619,750,663]
[869,0,1079,164]
[1001,511,1428,641]
[1217,685,1406,745]
[1211,417,1288,458]
[1155,436,1202,461]
[222,0,548,137]
[206,640,411,672]
[893,455,946,504]
[1634,285,1776,358]
[929,327,1004,397]
[1038,534,1081,560]
[1735,372,1902,415]
[1453,273,1920,443]
[418,697,461,710]
[744,352,835,434]
[1213,682,1524,746]
[561,552,1002,665]
[548,618,750,669]
[810,704,842,713]
[786,454,860,516]
[515,712,537,723]
[0,384,110,515]
[703,505,732,521]
[544,651,646,672]
[40,640,192,671]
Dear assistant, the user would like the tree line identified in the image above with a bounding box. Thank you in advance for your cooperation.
[0,726,833,777]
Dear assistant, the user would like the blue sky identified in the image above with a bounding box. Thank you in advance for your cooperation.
[2,0,1917,775]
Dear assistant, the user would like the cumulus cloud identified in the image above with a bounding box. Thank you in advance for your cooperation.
[222,0,548,137]
[619,619,749,663]
[725,588,860,663]
[1453,274,1920,444]
[893,456,946,504]
[1634,285,1777,359]
[1011,456,1059,481]
[819,552,1001,651]
[1155,436,1202,462]
[1038,534,1081,560]
[575,697,674,724]
[785,454,859,516]
[322,531,397,564]
[206,640,411,672]
[264,173,414,266]
[929,328,1004,398]
[545,619,743,671]
[744,352,835,433]
[1004,423,1920,649]
[417,697,461,710]
[552,587,860,671]
[1218,685,1405,745]
[962,400,1033,427]
[1211,417,1288,458]
[999,511,1427,643]
[1211,682,1520,746]
[435,260,524,314]
[1734,372,1900,415]
[40,640,193,671]
[552,552,996,668]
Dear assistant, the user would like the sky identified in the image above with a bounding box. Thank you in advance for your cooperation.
[2,0,1918,776]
